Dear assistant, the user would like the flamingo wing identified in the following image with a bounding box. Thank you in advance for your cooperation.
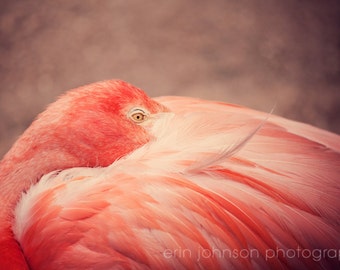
[14,97,340,270]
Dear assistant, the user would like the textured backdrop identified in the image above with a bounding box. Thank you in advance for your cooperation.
[1,0,339,158]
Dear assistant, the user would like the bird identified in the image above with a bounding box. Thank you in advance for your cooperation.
[0,80,339,270]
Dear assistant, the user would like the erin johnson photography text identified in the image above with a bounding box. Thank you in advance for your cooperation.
[163,247,339,262]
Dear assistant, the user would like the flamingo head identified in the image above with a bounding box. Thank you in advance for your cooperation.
[3,80,168,172]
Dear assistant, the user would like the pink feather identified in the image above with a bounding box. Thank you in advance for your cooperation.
[1,80,339,269]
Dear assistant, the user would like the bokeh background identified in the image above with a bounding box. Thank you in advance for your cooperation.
[1,0,339,158]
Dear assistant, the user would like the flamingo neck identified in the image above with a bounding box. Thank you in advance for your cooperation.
[0,144,78,269]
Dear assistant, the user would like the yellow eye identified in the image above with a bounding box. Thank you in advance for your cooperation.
[131,112,146,122]
[128,108,148,123]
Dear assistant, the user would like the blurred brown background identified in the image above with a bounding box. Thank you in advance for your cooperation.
[1,0,339,158]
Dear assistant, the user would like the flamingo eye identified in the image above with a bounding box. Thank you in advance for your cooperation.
[128,108,149,123]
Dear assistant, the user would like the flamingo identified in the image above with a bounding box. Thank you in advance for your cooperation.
[0,80,339,269]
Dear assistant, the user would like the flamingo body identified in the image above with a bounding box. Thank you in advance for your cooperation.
[12,92,340,269]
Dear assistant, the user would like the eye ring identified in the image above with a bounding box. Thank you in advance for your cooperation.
[128,108,149,123]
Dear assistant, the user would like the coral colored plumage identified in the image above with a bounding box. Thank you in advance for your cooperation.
[1,80,339,269]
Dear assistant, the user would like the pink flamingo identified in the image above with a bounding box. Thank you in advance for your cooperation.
[0,80,339,269]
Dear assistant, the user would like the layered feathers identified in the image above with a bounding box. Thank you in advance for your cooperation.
[14,95,340,269]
